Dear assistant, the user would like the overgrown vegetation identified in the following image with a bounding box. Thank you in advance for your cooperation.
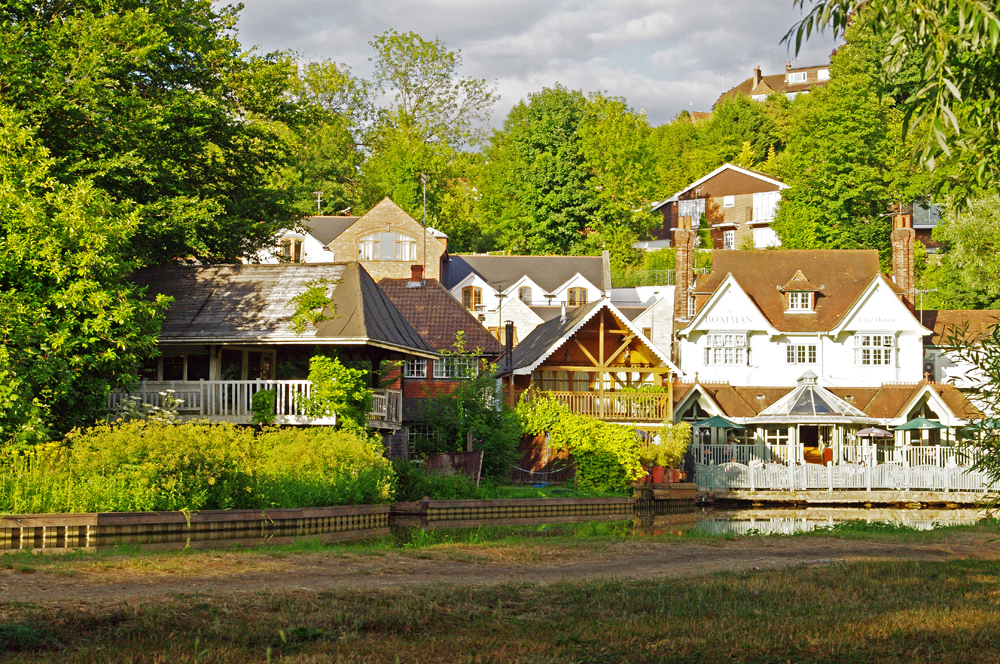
[0,421,394,514]
[517,394,645,493]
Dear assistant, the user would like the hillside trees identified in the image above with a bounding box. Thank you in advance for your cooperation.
[0,0,301,264]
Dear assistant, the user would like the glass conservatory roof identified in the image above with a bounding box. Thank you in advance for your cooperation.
[747,371,877,425]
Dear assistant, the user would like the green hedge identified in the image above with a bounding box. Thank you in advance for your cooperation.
[0,421,394,514]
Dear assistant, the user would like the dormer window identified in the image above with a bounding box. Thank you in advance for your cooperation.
[787,291,812,311]
[787,71,807,84]
[567,287,587,307]
[280,238,303,263]
[519,286,532,306]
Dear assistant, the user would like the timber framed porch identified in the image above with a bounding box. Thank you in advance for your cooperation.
[516,389,672,423]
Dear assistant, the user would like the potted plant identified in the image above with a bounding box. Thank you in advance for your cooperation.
[660,422,693,483]
[637,444,658,483]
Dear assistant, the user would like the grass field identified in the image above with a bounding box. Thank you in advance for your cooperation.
[0,520,997,662]
[3,555,1000,663]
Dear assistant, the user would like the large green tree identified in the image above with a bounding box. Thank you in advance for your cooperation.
[0,110,166,445]
[0,0,300,264]
[787,0,1000,198]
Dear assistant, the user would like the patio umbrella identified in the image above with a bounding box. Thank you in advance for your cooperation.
[692,416,745,430]
[894,417,948,431]
[856,427,892,438]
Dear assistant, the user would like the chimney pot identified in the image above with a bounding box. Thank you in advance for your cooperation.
[408,264,424,288]
[560,300,567,323]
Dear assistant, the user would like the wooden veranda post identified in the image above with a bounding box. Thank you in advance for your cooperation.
[598,309,605,419]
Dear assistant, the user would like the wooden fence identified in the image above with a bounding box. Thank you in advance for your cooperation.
[106,380,402,427]
[0,504,390,552]
[696,460,997,493]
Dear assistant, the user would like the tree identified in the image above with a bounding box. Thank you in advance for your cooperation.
[787,0,1000,198]
[0,0,301,264]
[479,86,596,254]
[0,109,166,445]
[771,18,923,258]
[926,193,1000,308]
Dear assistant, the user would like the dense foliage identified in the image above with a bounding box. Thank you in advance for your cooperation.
[300,356,374,434]
[517,395,644,493]
[0,421,394,514]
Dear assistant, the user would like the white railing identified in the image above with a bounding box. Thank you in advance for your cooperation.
[694,443,996,493]
[108,381,402,427]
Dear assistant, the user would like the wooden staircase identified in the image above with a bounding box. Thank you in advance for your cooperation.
[803,447,824,464]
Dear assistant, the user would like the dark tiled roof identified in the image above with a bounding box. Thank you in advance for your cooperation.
[717,66,829,105]
[509,301,602,370]
[444,254,610,293]
[132,263,435,356]
[691,250,897,333]
[921,310,1000,345]
[378,278,502,356]
[303,216,360,246]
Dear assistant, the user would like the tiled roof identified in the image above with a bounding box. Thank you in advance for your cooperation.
[444,254,610,293]
[691,250,899,333]
[717,66,829,105]
[921,309,1000,345]
[509,301,603,371]
[132,263,436,356]
[676,380,978,421]
[378,278,502,356]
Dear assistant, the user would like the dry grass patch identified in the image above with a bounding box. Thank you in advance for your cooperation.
[4,559,1000,662]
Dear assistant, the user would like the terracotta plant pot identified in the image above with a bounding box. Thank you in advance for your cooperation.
[670,468,682,483]
[651,466,666,483]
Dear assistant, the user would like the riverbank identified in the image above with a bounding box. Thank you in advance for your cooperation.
[2,526,999,661]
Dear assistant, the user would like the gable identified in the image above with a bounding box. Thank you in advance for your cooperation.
[330,198,447,256]
[680,277,774,336]
[672,164,786,201]
[836,276,929,335]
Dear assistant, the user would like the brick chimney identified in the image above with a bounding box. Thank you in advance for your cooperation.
[753,66,762,89]
[407,263,424,289]
[891,212,915,308]
[673,215,697,325]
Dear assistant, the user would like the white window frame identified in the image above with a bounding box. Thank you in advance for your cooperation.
[752,191,780,223]
[853,334,895,366]
[403,359,427,379]
[787,71,808,84]
[433,357,478,379]
[357,232,417,262]
[280,237,304,263]
[723,230,735,250]
[722,195,735,208]
[677,198,706,227]
[785,344,817,364]
[787,291,812,311]
[705,332,748,366]
[817,69,830,81]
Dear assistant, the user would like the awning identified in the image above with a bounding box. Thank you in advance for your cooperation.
[856,427,892,438]
[895,417,948,431]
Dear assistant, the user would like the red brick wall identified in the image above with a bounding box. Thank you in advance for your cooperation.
[403,379,459,399]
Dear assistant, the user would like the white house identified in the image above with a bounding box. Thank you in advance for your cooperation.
[675,250,930,387]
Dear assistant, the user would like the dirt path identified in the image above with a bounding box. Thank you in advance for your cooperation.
[2,533,998,606]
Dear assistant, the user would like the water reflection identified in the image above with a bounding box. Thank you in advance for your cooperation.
[643,507,992,537]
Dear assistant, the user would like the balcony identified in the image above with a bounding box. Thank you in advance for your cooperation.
[518,390,672,423]
[107,380,402,429]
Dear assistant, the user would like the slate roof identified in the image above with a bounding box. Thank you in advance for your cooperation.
[922,309,1000,345]
[716,65,829,105]
[690,250,901,333]
[378,278,502,356]
[443,254,611,294]
[303,216,360,246]
[508,301,602,371]
[131,263,436,356]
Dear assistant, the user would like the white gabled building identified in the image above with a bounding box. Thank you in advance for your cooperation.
[675,250,930,387]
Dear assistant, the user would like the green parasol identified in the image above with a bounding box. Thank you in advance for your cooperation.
[692,416,746,430]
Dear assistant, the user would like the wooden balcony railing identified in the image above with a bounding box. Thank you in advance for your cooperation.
[519,390,671,422]
[107,380,402,428]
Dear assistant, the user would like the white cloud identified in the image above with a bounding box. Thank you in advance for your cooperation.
[236,0,841,126]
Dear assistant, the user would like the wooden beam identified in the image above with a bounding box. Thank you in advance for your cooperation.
[603,334,636,367]
[599,310,605,419]
[572,338,600,367]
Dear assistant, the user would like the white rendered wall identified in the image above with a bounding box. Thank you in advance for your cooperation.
[254,231,335,264]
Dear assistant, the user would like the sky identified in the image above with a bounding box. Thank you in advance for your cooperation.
[234,0,841,127]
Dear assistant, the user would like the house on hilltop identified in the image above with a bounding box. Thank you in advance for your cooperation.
[652,163,786,251]
[717,62,830,105]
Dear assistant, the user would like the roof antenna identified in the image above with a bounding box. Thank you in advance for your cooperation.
[312,191,323,215]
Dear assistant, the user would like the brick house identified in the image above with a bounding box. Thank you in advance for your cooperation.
[717,62,830,104]
[255,198,449,281]
[652,163,787,250]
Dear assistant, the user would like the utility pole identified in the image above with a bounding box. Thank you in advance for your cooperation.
[420,173,428,276]
[915,288,938,325]
[312,191,323,215]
